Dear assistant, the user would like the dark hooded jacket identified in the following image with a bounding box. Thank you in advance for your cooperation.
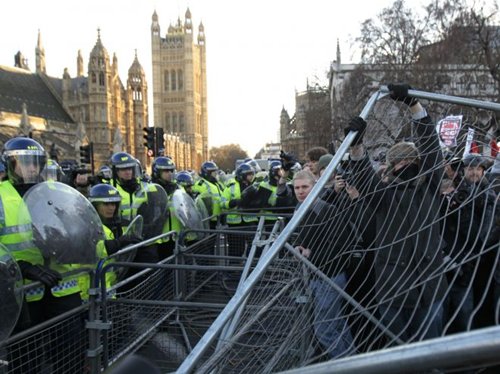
[349,114,448,308]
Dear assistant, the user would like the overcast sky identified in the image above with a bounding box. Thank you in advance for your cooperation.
[1,0,425,156]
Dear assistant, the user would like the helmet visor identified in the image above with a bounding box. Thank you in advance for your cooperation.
[41,166,63,182]
[6,153,46,185]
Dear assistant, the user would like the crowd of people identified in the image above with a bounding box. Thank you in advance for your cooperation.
[289,83,500,358]
[0,83,499,371]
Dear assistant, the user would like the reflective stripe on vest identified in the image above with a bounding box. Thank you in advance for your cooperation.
[0,181,44,302]
[116,182,149,222]
[225,183,242,225]
[195,179,223,221]
[258,181,278,221]
[0,223,32,235]
[51,279,79,293]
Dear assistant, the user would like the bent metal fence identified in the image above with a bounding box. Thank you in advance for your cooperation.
[0,87,498,374]
[176,87,500,374]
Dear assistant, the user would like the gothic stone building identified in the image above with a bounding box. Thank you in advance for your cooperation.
[0,30,149,169]
[151,8,208,171]
[279,84,331,162]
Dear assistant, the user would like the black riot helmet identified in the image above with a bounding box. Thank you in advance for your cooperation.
[200,161,219,180]
[97,165,112,180]
[235,163,255,183]
[269,160,283,180]
[244,158,262,173]
[175,170,194,188]
[110,152,137,187]
[89,184,122,221]
[2,137,46,186]
[152,156,176,180]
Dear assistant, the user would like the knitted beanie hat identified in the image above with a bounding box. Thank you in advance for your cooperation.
[386,142,419,166]
[317,154,334,171]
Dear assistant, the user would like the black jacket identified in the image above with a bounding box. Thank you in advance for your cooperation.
[295,192,363,278]
[350,115,448,308]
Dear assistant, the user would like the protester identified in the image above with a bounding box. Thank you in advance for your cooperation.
[345,83,448,342]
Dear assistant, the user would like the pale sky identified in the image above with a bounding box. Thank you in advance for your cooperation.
[0,0,424,157]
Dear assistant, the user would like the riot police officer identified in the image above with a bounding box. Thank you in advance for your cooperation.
[82,184,141,300]
[0,138,82,321]
[110,152,159,273]
[176,171,197,199]
[221,163,256,256]
[1,137,83,374]
[151,156,181,260]
[193,161,225,230]
[96,165,113,184]
[240,160,289,225]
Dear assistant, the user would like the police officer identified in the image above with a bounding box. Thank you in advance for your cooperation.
[240,160,288,225]
[96,165,113,184]
[176,171,197,199]
[0,138,82,324]
[151,156,181,260]
[193,161,225,230]
[81,184,140,300]
[1,137,84,374]
[221,163,256,256]
[110,152,159,271]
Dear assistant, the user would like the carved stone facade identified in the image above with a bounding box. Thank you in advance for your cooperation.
[151,8,208,171]
[0,30,149,170]
[279,85,331,162]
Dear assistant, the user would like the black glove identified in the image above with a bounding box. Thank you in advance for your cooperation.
[18,261,62,288]
[104,236,142,255]
[280,150,297,171]
[387,83,418,106]
[344,116,367,145]
[228,199,241,209]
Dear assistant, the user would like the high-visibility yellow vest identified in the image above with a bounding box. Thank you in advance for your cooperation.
[192,179,224,221]
[222,181,258,225]
[116,180,150,223]
[0,181,81,301]
[256,181,279,222]
[79,225,117,301]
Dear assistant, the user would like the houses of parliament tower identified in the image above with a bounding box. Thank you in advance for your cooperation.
[151,8,208,170]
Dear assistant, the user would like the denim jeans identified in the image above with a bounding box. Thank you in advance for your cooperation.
[446,284,474,332]
[378,300,444,343]
[310,272,354,359]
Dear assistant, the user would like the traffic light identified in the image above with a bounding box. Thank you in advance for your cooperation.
[80,144,92,164]
[143,126,155,156]
[155,127,164,156]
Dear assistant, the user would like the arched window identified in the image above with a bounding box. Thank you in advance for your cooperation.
[178,69,183,90]
[99,72,105,86]
[179,112,185,133]
[171,70,177,90]
[164,70,170,91]
[91,72,96,84]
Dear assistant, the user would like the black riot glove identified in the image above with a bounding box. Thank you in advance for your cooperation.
[387,83,418,106]
[18,261,62,288]
[104,236,142,255]
[228,199,241,209]
[280,150,297,171]
[344,116,367,145]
